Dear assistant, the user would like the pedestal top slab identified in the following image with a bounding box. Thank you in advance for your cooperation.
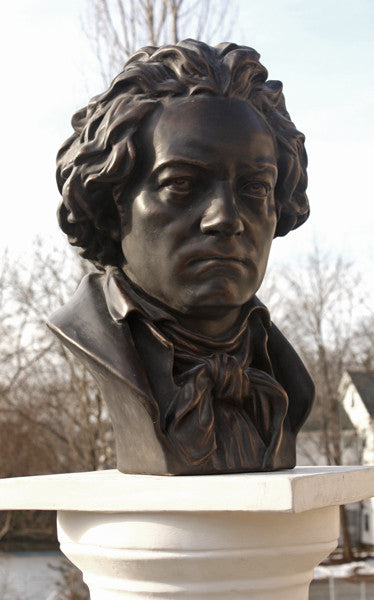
[1,466,374,514]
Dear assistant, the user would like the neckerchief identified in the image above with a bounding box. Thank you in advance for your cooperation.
[104,267,289,471]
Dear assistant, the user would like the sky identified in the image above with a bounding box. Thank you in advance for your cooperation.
[0,0,373,292]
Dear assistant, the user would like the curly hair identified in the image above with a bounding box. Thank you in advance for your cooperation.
[56,39,309,268]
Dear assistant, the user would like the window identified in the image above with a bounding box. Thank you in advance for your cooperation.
[364,513,370,532]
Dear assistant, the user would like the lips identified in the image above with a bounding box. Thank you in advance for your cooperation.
[186,254,252,267]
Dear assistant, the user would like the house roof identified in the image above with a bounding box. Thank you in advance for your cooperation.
[347,371,374,417]
[302,400,354,432]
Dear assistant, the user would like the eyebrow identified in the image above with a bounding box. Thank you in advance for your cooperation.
[244,164,278,180]
[152,159,217,177]
[152,159,278,178]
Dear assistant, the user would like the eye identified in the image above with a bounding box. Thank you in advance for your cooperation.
[155,166,206,203]
[239,181,269,199]
[165,177,193,193]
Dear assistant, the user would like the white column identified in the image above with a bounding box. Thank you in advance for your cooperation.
[1,466,374,600]
[57,505,338,600]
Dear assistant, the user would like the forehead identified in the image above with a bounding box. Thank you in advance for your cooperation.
[149,97,277,172]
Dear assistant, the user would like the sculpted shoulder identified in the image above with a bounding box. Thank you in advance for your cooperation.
[48,273,114,347]
[47,273,148,393]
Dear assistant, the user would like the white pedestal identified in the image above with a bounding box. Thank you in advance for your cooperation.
[57,505,338,599]
[1,466,374,599]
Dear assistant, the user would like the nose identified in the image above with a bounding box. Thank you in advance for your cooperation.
[200,182,244,236]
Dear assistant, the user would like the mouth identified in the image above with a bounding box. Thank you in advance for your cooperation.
[187,255,251,267]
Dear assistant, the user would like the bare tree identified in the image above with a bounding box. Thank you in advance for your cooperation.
[272,246,366,465]
[267,244,373,561]
[82,0,236,84]
[0,242,115,546]
[0,242,115,475]
[350,313,374,372]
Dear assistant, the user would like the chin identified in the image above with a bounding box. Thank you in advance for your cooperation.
[178,286,255,315]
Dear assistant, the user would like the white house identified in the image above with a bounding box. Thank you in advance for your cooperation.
[296,387,362,468]
[339,370,374,546]
[339,371,374,465]
[296,370,374,547]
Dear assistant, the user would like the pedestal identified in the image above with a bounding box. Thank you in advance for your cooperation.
[57,506,338,599]
[1,466,374,599]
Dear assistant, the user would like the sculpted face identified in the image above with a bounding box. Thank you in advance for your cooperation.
[120,97,278,334]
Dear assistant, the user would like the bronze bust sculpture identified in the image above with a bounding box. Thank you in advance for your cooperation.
[49,40,314,475]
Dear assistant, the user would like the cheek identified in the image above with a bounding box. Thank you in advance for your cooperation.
[132,193,178,232]
[261,196,278,240]
[121,195,181,270]
[128,193,196,251]
[259,224,276,261]
[265,213,278,243]
[121,195,161,248]
[243,203,277,247]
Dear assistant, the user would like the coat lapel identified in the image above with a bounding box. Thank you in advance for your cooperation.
[47,273,154,401]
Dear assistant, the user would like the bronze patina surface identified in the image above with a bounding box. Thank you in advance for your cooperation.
[49,40,314,475]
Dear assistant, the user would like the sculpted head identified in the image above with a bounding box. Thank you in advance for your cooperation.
[56,40,309,330]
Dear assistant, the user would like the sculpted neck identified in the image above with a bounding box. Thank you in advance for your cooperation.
[174,307,242,339]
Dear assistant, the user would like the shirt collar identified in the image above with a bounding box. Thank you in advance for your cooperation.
[104,266,177,323]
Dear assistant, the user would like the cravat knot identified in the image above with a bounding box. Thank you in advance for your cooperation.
[204,353,250,407]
